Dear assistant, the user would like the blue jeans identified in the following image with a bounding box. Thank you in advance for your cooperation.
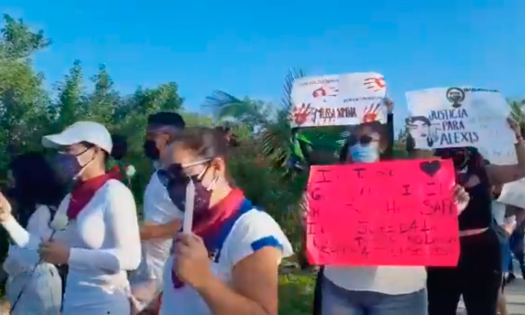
[6,263,62,315]
[321,277,428,315]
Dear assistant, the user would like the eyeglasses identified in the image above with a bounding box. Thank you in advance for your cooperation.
[157,159,211,187]
[434,148,467,159]
[346,135,379,147]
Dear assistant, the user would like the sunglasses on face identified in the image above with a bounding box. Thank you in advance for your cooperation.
[157,159,211,187]
[347,135,379,147]
[434,148,468,159]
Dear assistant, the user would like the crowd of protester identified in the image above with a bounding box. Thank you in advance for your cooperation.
[0,99,522,315]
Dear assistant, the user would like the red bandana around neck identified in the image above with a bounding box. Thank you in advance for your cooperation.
[172,188,245,289]
[192,188,245,237]
[67,172,120,220]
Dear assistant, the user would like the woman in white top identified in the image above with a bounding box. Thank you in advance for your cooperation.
[157,127,293,315]
[311,120,470,315]
[3,152,67,314]
[0,121,142,315]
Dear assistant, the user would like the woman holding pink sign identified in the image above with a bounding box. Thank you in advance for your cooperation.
[308,100,471,315]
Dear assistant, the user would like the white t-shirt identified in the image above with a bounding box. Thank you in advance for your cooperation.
[129,171,184,310]
[323,266,426,294]
[141,171,183,283]
[2,179,142,315]
[159,205,293,315]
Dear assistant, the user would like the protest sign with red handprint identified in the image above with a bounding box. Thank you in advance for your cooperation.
[364,77,386,92]
[362,103,382,123]
[292,103,314,126]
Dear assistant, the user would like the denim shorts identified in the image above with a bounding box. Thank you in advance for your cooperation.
[321,276,428,315]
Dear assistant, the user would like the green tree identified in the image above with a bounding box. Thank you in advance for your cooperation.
[55,59,84,129]
[0,14,53,266]
[509,99,524,126]
[85,64,119,124]
[0,14,50,60]
[0,14,50,159]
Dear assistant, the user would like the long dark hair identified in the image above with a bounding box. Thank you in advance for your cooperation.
[8,152,67,228]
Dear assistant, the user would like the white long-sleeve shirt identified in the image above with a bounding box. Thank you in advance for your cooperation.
[2,179,142,314]
[3,205,55,276]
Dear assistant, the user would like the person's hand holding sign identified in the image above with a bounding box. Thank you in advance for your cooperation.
[508,117,522,139]
[0,191,13,222]
[453,185,470,215]
[384,98,394,114]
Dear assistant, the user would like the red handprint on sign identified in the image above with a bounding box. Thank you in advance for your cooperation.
[362,103,382,123]
[364,77,386,92]
[292,103,313,126]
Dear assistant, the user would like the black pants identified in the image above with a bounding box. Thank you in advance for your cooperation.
[427,229,502,315]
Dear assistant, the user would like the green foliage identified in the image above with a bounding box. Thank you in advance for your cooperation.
[279,272,315,315]
[1,14,522,277]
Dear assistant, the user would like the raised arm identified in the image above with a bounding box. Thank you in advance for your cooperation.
[0,192,46,249]
[68,182,141,272]
[382,98,394,159]
[487,119,525,185]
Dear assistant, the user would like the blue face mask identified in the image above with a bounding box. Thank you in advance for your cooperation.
[349,144,379,163]
[53,149,94,183]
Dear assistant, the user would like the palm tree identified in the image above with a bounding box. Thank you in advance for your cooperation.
[203,68,350,172]
[203,68,307,172]
[509,99,525,126]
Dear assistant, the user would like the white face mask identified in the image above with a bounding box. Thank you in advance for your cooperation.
[75,157,95,180]
[348,143,380,163]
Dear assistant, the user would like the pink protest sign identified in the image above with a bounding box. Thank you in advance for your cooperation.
[306,159,460,266]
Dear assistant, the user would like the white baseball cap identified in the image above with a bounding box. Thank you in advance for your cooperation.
[42,121,113,153]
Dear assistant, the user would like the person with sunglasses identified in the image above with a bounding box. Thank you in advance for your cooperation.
[156,127,293,315]
[0,121,142,315]
[316,117,470,315]
[305,99,395,315]
[427,120,525,315]
[130,112,187,313]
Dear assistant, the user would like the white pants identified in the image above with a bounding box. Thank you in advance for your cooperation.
[62,292,131,315]
[6,264,62,315]
[129,255,164,311]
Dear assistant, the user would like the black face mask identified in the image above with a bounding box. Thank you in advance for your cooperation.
[143,140,160,160]
[158,163,214,215]
[435,148,470,170]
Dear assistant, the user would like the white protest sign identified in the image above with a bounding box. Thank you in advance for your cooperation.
[405,87,515,151]
[478,145,517,165]
[290,72,387,128]
[484,143,525,209]
[498,178,525,209]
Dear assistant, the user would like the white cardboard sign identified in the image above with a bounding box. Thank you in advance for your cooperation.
[405,87,515,150]
[290,72,387,128]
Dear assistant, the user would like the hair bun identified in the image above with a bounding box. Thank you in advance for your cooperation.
[110,134,128,160]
